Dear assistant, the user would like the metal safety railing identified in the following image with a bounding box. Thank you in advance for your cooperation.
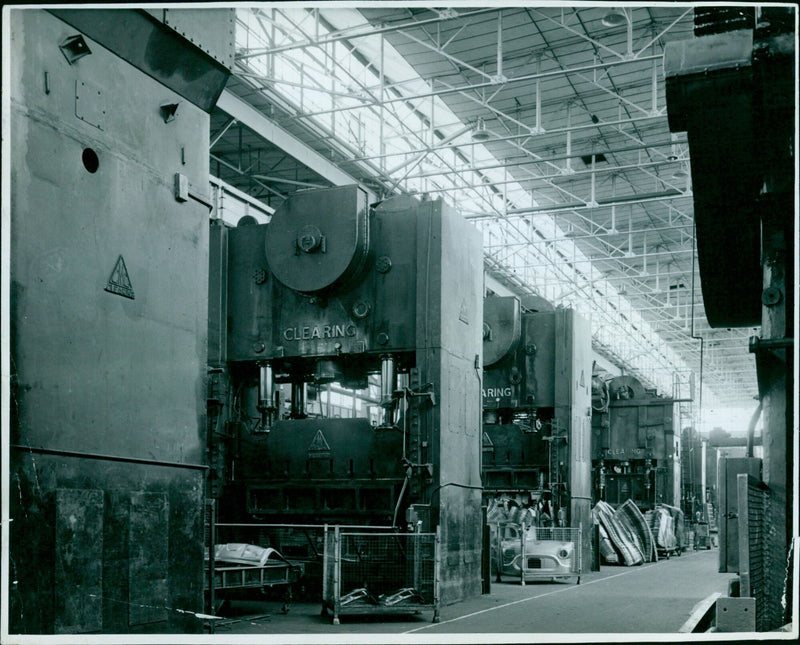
[490,521,581,585]
[322,525,440,625]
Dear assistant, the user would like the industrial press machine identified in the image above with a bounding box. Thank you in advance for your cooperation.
[591,375,680,510]
[207,186,484,605]
[481,294,594,567]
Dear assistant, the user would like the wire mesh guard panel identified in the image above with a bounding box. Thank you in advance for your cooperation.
[491,523,582,583]
[744,480,769,631]
[324,529,438,619]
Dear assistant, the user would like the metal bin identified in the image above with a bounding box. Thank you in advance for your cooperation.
[322,526,440,624]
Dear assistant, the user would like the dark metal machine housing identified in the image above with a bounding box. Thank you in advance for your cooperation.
[481,294,593,568]
[665,7,794,629]
[591,375,679,510]
[208,186,484,606]
[8,8,233,635]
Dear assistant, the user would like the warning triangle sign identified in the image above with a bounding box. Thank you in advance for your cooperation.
[307,429,331,458]
[482,431,494,449]
[459,298,470,324]
[105,255,134,299]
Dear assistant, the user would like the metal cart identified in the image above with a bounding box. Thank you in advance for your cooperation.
[491,522,582,585]
[656,543,681,559]
[205,544,302,615]
[321,525,440,625]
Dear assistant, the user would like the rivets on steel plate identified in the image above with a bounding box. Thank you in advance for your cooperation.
[352,300,371,319]
[252,342,265,353]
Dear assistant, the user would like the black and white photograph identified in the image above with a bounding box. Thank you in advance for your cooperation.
[1,2,797,643]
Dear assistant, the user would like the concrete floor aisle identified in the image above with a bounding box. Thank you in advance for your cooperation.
[216,548,734,638]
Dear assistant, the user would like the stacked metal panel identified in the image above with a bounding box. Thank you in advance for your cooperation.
[592,501,644,566]
[616,500,656,562]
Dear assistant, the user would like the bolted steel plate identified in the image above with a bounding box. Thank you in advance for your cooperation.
[265,185,369,294]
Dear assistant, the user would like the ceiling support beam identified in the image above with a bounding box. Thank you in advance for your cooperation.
[420,159,687,197]
[210,118,238,149]
[533,269,695,289]
[216,90,371,198]
[251,174,328,188]
[484,223,694,247]
[464,190,692,219]
[254,8,487,203]
[634,8,693,59]
[237,7,498,58]
[292,53,662,120]
[387,139,688,182]
[210,153,284,200]
[531,7,630,61]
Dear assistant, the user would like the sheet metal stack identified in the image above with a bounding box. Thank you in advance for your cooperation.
[592,500,659,566]
[616,500,657,562]
[486,495,537,526]
[644,504,685,555]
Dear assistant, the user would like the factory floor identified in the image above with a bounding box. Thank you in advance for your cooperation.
[209,547,734,638]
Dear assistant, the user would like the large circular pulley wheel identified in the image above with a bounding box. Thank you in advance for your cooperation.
[483,296,522,367]
[265,185,370,294]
